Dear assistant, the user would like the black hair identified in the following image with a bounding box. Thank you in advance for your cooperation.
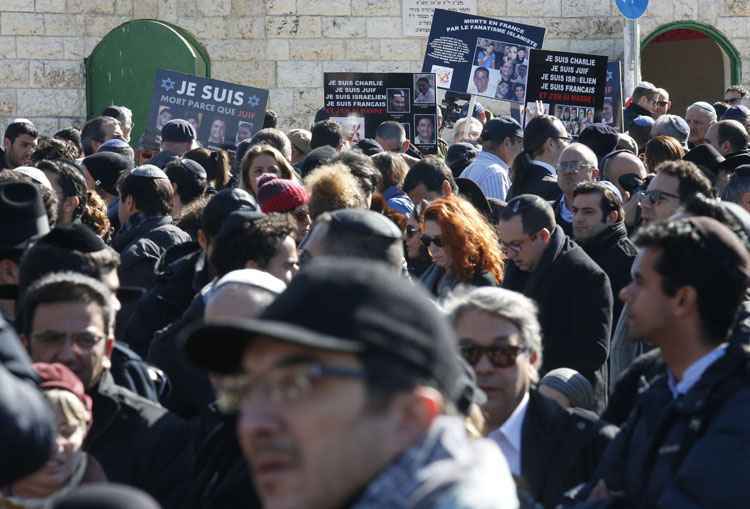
[17,271,114,337]
[54,128,83,158]
[655,160,714,202]
[118,174,173,216]
[80,116,119,156]
[634,219,749,342]
[210,213,296,278]
[511,115,562,192]
[36,159,88,221]
[4,121,38,144]
[263,110,278,129]
[184,148,231,189]
[31,137,79,163]
[310,120,343,150]
[402,156,456,194]
[314,212,403,269]
[716,120,750,154]
[498,194,556,234]
[473,67,489,78]
[375,121,406,144]
[572,181,624,222]
[101,105,130,127]
[176,196,210,240]
[165,160,207,206]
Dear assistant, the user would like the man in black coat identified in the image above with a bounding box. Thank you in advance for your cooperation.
[553,143,601,237]
[121,188,257,357]
[498,194,613,409]
[446,286,616,508]
[569,217,750,508]
[622,82,657,132]
[18,272,192,509]
[572,182,637,325]
[112,165,191,292]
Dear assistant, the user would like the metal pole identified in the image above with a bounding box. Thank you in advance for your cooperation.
[623,18,641,98]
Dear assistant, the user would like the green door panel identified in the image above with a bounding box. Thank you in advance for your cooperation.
[85,19,210,148]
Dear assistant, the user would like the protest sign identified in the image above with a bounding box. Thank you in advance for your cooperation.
[147,69,268,149]
[604,61,624,131]
[422,9,545,106]
[324,72,439,154]
[524,50,608,136]
[402,0,477,37]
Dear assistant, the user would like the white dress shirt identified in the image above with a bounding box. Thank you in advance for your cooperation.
[667,343,727,399]
[488,392,529,476]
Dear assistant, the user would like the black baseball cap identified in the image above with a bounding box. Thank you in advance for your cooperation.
[480,116,523,143]
[165,158,207,181]
[328,208,401,240]
[201,188,258,239]
[183,257,464,399]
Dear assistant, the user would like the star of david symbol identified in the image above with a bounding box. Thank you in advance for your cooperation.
[161,77,176,92]
[247,95,261,107]
[606,71,613,82]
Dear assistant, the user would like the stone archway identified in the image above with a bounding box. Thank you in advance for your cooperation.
[642,21,742,117]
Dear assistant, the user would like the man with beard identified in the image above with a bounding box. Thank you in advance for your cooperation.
[1,120,38,170]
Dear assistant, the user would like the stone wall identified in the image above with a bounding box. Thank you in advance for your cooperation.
[1,0,749,133]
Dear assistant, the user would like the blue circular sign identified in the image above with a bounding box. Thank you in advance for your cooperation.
[616,0,649,19]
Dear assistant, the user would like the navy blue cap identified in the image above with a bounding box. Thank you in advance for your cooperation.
[480,116,523,142]
[721,105,750,123]
[166,158,207,180]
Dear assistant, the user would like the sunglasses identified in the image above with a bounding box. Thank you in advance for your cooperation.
[655,100,669,107]
[643,189,679,205]
[421,234,445,248]
[460,344,528,368]
[405,225,420,239]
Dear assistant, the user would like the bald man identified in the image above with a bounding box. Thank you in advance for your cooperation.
[555,143,600,235]
[602,151,648,230]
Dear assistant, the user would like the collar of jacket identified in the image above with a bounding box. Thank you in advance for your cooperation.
[531,225,567,275]
[111,213,172,251]
[84,370,123,448]
[579,222,628,253]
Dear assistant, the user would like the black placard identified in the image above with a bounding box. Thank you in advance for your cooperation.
[524,50,608,136]
[421,9,545,105]
[324,72,438,154]
[147,69,269,150]
[604,61,624,131]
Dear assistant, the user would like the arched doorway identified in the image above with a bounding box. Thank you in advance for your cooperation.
[642,22,741,118]
[85,20,211,148]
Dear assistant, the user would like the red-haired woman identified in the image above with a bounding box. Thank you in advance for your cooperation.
[419,194,505,299]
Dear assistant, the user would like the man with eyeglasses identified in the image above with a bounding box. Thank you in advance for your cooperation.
[460,116,524,201]
[640,160,713,225]
[653,88,671,119]
[623,81,658,132]
[553,143,599,236]
[17,272,192,508]
[446,286,616,508]
[185,257,519,509]
[497,194,612,410]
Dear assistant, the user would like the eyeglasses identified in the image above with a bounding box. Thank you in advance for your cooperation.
[31,330,106,350]
[421,234,445,248]
[655,100,669,107]
[240,362,366,407]
[405,225,420,239]
[558,161,594,175]
[460,344,528,368]
[643,189,679,205]
[499,233,536,254]
[554,136,572,144]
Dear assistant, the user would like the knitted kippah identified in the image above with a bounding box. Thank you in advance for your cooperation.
[257,175,309,214]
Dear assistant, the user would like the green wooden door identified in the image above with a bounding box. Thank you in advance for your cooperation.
[85,19,210,148]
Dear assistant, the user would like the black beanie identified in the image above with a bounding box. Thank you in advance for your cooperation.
[82,152,133,196]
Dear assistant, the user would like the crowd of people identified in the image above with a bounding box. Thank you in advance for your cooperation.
[1,76,750,509]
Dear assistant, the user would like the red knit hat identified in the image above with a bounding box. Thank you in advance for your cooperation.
[33,362,93,413]
[257,175,309,213]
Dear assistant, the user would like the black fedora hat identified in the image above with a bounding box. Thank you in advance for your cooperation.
[0,181,49,251]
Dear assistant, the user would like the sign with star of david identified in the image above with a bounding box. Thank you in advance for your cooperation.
[147,68,269,150]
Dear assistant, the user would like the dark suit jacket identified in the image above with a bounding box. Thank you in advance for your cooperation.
[521,390,618,508]
[508,161,562,202]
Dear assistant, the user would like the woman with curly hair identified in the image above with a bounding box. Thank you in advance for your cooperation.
[239,144,297,196]
[419,194,504,299]
[80,189,112,242]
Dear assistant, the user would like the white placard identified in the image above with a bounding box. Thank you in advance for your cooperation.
[402,0,478,37]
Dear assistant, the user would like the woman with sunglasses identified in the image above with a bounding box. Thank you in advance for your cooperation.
[419,195,504,299]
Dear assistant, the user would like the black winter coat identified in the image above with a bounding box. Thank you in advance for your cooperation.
[111,214,191,292]
[122,241,210,357]
[0,316,55,484]
[508,162,562,202]
[504,226,613,410]
[579,222,637,326]
[718,149,750,174]
[572,342,750,509]
[622,103,652,132]
[521,390,617,508]
[186,407,261,509]
[85,371,193,509]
